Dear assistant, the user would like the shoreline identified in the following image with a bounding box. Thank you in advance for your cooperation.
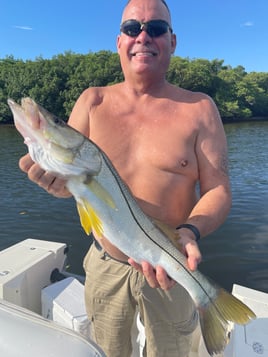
[222,116,268,124]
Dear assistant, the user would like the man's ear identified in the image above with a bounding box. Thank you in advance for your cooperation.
[171,33,177,54]
[116,35,121,53]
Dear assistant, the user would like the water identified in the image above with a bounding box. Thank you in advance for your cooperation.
[200,122,268,292]
[0,126,92,274]
[0,122,268,292]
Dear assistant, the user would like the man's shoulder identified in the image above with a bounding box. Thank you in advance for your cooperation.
[169,85,221,124]
[80,83,121,103]
[171,85,212,103]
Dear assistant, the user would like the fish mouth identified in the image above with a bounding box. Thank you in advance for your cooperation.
[7,98,41,142]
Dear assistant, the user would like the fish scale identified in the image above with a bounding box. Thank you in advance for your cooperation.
[8,97,256,356]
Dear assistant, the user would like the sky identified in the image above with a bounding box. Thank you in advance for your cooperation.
[1,0,267,73]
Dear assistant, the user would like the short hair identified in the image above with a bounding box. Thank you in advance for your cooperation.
[125,0,171,15]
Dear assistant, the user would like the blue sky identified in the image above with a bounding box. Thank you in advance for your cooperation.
[1,0,267,73]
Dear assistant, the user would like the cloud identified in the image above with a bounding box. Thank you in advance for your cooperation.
[241,21,254,27]
[13,25,33,31]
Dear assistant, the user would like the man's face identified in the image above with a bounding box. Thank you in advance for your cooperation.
[117,0,176,78]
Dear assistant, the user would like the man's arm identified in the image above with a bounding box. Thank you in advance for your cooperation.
[129,96,231,289]
[176,95,231,272]
[182,96,231,240]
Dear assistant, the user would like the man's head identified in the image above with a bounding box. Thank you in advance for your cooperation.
[117,0,176,81]
[121,0,173,34]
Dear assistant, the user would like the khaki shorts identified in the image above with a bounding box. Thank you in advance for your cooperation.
[83,243,198,357]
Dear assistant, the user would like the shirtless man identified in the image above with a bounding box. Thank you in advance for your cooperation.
[19,0,231,356]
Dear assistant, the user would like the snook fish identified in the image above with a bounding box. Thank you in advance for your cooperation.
[8,97,256,356]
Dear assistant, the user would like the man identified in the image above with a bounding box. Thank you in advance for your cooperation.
[19,0,231,356]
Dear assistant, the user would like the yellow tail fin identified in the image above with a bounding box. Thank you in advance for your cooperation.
[199,288,256,356]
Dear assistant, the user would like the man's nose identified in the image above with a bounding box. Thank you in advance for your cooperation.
[135,28,152,43]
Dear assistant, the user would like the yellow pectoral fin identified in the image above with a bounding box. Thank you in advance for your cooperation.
[77,201,92,235]
[86,178,116,209]
[76,199,104,237]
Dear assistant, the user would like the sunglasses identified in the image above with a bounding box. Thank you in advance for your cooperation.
[120,19,173,38]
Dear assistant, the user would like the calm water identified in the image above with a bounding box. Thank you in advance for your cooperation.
[0,123,268,292]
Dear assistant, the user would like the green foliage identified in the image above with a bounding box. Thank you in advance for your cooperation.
[0,51,267,123]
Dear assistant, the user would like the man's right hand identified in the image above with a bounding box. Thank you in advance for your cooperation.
[19,153,72,198]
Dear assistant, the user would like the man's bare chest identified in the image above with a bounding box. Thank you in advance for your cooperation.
[89,112,198,181]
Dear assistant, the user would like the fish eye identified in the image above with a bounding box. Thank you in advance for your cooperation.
[53,116,65,126]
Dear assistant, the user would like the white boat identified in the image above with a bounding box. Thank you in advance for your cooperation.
[0,238,267,357]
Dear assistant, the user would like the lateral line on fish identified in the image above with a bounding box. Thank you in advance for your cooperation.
[8,98,257,356]
[101,151,241,330]
[100,151,223,309]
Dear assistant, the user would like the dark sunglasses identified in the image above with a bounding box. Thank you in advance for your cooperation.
[120,19,173,38]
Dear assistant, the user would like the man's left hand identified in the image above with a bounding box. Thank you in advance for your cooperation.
[128,234,202,291]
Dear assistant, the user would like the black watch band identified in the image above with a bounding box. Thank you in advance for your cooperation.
[176,224,201,242]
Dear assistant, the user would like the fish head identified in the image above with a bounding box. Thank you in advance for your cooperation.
[8,98,41,143]
[8,98,102,177]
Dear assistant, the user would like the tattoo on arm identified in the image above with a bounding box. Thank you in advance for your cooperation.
[220,151,229,177]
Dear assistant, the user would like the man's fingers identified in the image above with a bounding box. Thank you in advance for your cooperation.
[19,154,71,198]
[128,260,176,290]
[185,242,202,271]
[47,177,72,198]
[141,261,160,288]
[19,153,34,173]
[155,266,176,290]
